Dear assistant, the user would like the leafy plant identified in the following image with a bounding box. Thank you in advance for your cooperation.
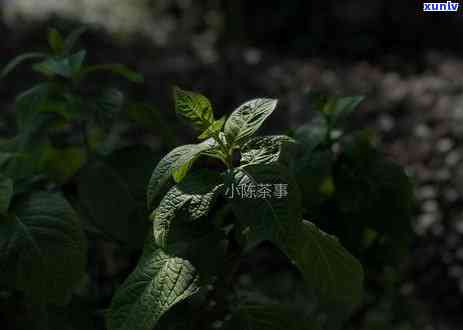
[0,27,156,329]
[0,28,414,330]
[106,87,366,330]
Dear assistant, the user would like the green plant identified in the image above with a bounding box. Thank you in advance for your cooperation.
[289,92,415,330]
[0,27,414,330]
[106,87,366,330]
[0,27,158,329]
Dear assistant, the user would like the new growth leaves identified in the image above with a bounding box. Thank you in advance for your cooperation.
[108,87,365,330]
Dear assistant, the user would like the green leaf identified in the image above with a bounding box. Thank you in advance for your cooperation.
[170,140,218,183]
[292,149,334,210]
[198,116,226,139]
[1,109,52,180]
[0,192,87,305]
[76,146,156,248]
[41,145,86,183]
[11,175,47,198]
[33,50,86,78]
[173,87,214,130]
[282,220,364,320]
[320,96,364,125]
[331,96,364,122]
[231,164,302,250]
[162,212,227,282]
[77,160,140,246]
[1,52,47,78]
[293,116,328,153]
[333,139,414,239]
[36,97,79,121]
[224,98,278,147]
[107,232,200,330]
[241,135,295,166]
[107,145,160,202]
[64,26,88,53]
[0,175,13,214]
[152,169,223,249]
[48,28,65,54]
[80,64,144,83]
[0,152,16,169]
[227,302,322,330]
[68,50,86,74]
[147,139,218,211]
[91,88,125,117]
[15,83,50,130]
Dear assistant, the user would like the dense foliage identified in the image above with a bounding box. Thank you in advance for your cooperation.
[0,28,414,330]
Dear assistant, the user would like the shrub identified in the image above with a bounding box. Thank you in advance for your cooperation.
[0,28,414,330]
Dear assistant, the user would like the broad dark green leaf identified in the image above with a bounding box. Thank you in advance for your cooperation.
[152,170,224,249]
[107,232,200,330]
[231,164,302,250]
[147,139,218,211]
[15,83,50,130]
[173,87,214,130]
[0,192,87,305]
[333,136,414,238]
[282,220,364,321]
[165,221,227,284]
[77,160,143,247]
[292,149,334,210]
[1,52,47,78]
[0,175,13,214]
[76,146,156,248]
[224,98,278,147]
[2,131,51,181]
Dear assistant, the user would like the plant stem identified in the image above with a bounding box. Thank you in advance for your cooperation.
[212,132,233,169]
[193,229,242,329]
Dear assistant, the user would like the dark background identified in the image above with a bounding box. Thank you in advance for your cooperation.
[2,1,463,329]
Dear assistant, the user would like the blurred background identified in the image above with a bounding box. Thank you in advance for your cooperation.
[1,1,463,329]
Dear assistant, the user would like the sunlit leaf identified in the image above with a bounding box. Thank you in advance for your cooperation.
[152,169,223,248]
[173,87,214,130]
[224,98,278,147]
[147,138,218,211]
[107,231,200,330]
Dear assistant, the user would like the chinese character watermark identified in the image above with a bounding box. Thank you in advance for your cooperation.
[224,183,288,199]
